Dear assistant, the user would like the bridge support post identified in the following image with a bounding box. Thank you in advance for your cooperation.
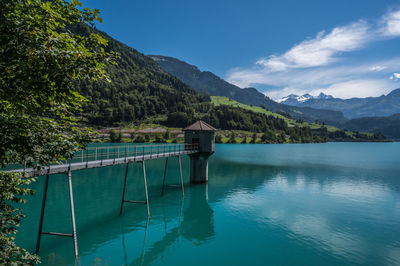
[35,174,49,254]
[142,161,150,218]
[120,161,150,218]
[35,171,79,258]
[120,162,130,215]
[178,155,184,197]
[189,154,211,183]
[161,157,168,196]
[68,170,79,258]
[161,156,185,197]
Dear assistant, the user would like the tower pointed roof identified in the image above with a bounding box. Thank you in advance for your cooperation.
[183,120,216,131]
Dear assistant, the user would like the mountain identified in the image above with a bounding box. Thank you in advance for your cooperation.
[149,55,347,125]
[73,26,331,142]
[344,114,400,139]
[278,93,333,104]
[75,26,209,126]
[279,89,400,119]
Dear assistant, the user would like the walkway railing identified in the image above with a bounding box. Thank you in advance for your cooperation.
[6,143,199,177]
[67,143,198,164]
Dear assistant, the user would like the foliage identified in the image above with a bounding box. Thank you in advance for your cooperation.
[0,173,39,265]
[134,135,146,143]
[228,131,236,144]
[164,130,171,140]
[344,114,400,139]
[0,0,113,167]
[77,29,210,126]
[0,0,112,263]
[109,130,122,142]
[251,133,257,144]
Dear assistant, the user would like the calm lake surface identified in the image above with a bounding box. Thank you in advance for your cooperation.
[16,143,400,265]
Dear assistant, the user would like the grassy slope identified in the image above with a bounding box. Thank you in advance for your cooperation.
[211,96,340,132]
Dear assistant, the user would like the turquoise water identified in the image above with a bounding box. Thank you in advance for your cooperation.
[16,143,400,265]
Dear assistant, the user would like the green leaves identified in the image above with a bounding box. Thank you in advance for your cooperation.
[0,0,114,263]
[0,172,40,265]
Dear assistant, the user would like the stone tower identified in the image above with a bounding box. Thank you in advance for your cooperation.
[183,121,216,183]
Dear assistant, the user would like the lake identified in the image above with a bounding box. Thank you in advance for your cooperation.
[16,142,400,265]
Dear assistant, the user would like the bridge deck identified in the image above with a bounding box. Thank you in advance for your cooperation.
[7,144,199,177]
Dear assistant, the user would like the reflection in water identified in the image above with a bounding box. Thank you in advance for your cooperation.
[126,184,215,266]
[14,143,400,266]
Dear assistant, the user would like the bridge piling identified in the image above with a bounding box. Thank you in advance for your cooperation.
[161,157,168,196]
[178,155,184,197]
[35,171,79,258]
[35,174,49,254]
[161,155,185,197]
[120,161,151,218]
[142,161,150,218]
[120,162,130,215]
[68,170,79,258]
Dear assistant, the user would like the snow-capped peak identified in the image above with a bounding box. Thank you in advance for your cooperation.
[276,94,298,103]
[278,92,334,104]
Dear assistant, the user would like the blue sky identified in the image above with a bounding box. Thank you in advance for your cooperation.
[85,0,400,99]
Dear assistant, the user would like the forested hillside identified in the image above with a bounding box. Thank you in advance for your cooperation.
[344,114,400,139]
[150,55,347,125]
[76,26,210,125]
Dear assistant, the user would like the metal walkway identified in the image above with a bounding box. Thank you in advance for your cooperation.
[8,143,199,177]
[4,143,199,258]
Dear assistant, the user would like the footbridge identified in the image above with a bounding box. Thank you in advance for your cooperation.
[5,121,217,258]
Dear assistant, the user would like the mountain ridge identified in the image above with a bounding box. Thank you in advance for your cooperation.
[278,89,400,119]
[150,55,347,125]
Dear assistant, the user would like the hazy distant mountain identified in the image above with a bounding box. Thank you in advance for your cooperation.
[344,114,400,139]
[279,89,400,119]
[150,55,347,125]
[278,93,334,104]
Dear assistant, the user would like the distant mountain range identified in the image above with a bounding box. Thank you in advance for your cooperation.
[149,55,347,125]
[278,90,400,119]
[277,93,334,104]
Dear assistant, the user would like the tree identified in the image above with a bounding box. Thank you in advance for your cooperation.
[228,131,236,144]
[163,130,171,140]
[251,133,257,144]
[0,0,113,263]
[215,135,223,143]
[155,134,165,143]
[130,132,136,141]
[134,135,145,143]
[109,130,117,142]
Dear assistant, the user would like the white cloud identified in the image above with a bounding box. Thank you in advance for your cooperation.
[320,79,391,99]
[369,65,386,71]
[381,10,400,36]
[226,8,400,99]
[256,21,370,71]
[390,72,400,80]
